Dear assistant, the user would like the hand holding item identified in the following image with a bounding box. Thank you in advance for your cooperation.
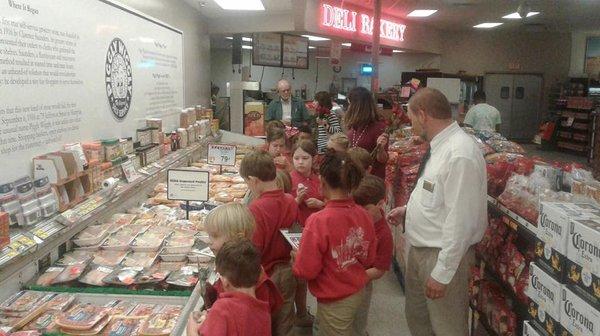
[425,276,447,300]
[377,133,389,147]
[387,206,406,227]
[296,183,308,203]
[186,311,207,336]
[305,198,324,209]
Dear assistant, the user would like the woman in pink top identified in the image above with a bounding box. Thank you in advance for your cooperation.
[345,87,389,179]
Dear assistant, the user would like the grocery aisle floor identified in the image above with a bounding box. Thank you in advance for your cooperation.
[521,144,588,165]
[296,270,410,336]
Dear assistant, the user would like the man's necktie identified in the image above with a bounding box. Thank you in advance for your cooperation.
[416,146,431,179]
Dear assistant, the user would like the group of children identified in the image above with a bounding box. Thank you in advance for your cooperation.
[188,121,393,336]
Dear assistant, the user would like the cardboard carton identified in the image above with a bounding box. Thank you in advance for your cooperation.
[526,262,563,336]
[567,218,600,309]
[561,286,600,336]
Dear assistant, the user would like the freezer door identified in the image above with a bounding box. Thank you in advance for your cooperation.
[484,74,514,137]
[510,75,543,141]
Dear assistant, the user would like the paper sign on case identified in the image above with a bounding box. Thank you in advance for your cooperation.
[208,143,237,166]
[167,169,209,201]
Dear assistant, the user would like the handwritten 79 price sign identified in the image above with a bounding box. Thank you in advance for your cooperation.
[208,143,237,166]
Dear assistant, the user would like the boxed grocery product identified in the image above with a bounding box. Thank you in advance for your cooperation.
[567,218,600,308]
[0,212,8,249]
[526,262,563,336]
[523,320,548,336]
[561,286,600,336]
[536,202,600,281]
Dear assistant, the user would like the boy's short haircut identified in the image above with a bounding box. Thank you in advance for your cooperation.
[239,150,277,181]
[205,203,255,240]
[347,147,373,171]
[216,239,261,288]
[275,169,292,193]
[328,133,349,150]
[352,174,386,206]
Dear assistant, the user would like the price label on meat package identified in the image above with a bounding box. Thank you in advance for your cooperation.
[207,143,237,166]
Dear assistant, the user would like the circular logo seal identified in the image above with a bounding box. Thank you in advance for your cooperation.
[105,38,132,121]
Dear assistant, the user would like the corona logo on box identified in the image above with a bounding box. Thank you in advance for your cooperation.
[320,2,406,42]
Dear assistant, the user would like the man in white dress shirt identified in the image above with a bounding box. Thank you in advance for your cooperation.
[387,88,487,336]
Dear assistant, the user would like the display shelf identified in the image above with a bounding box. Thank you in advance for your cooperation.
[470,304,500,336]
[487,196,537,238]
[0,135,217,287]
[476,254,529,316]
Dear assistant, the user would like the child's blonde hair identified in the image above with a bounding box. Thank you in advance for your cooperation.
[205,203,255,240]
[328,133,349,151]
[275,169,292,193]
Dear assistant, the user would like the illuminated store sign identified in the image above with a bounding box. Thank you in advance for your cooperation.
[320,3,406,42]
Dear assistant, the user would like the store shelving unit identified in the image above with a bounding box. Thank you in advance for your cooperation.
[0,134,218,336]
[555,97,595,157]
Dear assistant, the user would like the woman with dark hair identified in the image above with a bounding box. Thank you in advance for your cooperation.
[344,87,389,179]
[314,91,342,154]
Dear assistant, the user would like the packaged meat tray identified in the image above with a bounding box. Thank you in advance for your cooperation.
[138,313,177,336]
[46,293,75,312]
[73,225,110,247]
[55,304,110,331]
[159,253,188,262]
[21,310,60,333]
[109,214,138,228]
[103,317,142,336]
[51,262,88,284]
[91,250,128,267]
[56,250,93,266]
[104,300,136,317]
[8,331,41,336]
[79,265,115,286]
[134,267,171,285]
[0,291,50,313]
[129,304,160,318]
[162,236,195,254]
[130,227,170,252]
[36,267,64,286]
[60,315,110,335]
[166,266,198,288]
[122,252,158,268]
[102,267,142,286]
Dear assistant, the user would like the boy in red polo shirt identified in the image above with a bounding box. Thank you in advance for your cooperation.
[198,239,271,336]
[240,150,299,336]
[352,174,394,335]
[293,150,377,336]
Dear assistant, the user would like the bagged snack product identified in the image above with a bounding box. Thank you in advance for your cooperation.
[79,265,115,286]
[55,304,110,331]
[36,267,64,286]
[138,313,177,336]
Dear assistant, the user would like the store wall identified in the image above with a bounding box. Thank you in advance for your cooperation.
[210,48,440,98]
[439,30,572,114]
[118,0,211,106]
[570,30,600,77]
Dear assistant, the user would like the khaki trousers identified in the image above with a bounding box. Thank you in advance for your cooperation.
[351,281,373,336]
[271,263,297,336]
[313,288,366,336]
[405,246,475,336]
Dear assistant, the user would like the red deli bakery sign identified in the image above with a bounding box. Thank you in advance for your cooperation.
[320,1,407,42]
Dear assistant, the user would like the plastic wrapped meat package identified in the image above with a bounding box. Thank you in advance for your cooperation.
[103,317,142,336]
[139,312,177,336]
[36,267,65,286]
[134,264,171,284]
[162,236,195,255]
[102,267,142,286]
[51,262,88,284]
[72,225,110,247]
[122,252,158,268]
[78,265,115,286]
[0,292,50,314]
[129,304,161,318]
[21,310,60,333]
[130,227,170,252]
[56,250,93,266]
[103,225,148,250]
[92,250,128,267]
[166,266,198,288]
[103,300,136,317]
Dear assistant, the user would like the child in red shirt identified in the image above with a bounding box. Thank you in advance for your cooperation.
[202,203,283,316]
[197,239,271,336]
[351,174,394,335]
[240,151,299,336]
[291,140,324,226]
[293,150,377,336]
[264,122,292,172]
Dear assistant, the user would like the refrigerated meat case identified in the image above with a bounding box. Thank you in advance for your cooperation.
[0,130,264,336]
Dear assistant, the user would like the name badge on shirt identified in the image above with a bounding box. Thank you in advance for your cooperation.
[423,179,435,192]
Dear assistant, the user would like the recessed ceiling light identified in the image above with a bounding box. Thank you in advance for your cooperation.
[393,49,404,53]
[214,0,264,10]
[503,11,540,19]
[407,9,437,17]
[473,22,503,29]
[242,45,253,50]
[309,46,316,49]
[301,34,330,41]
[225,36,252,42]
[341,42,351,47]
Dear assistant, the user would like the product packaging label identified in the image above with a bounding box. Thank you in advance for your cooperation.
[561,287,600,336]
[523,320,546,336]
[567,218,600,309]
[527,262,563,335]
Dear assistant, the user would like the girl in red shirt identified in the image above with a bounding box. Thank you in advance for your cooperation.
[293,150,377,336]
[264,122,292,172]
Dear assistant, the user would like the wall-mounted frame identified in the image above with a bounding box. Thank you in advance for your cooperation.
[585,36,600,80]
[252,33,283,67]
[282,34,309,69]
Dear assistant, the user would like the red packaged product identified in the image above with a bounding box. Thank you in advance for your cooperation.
[0,212,8,249]
[55,304,110,331]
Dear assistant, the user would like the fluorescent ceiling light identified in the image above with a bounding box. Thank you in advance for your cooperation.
[393,49,404,53]
[473,22,503,29]
[242,45,253,50]
[502,11,540,19]
[407,9,437,17]
[214,0,264,10]
[301,34,330,41]
[341,42,351,47]
[309,46,316,49]
[225,36,252,42]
